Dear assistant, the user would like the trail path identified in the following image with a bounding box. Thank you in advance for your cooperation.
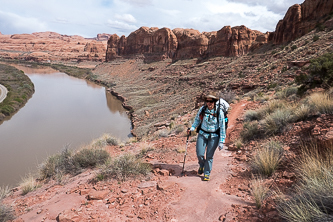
[169,100,249,221]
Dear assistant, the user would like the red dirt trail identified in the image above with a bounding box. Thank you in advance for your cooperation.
[168,100,249,221]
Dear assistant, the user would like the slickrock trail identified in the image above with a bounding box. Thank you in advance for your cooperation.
[168,100,249,221]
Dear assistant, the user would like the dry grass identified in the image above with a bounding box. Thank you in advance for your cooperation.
[251,140,284,177]
[276,141,333,221]
[90,133,119,147]
[292,104,312,122]
[0,186,10,201]
[307,92,333,114]
[250,176,269,209]
[20,174,39,195]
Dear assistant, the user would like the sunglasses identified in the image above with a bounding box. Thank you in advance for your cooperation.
[206,100,214,103]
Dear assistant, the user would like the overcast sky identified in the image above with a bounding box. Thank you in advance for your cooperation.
[0,0,304,38]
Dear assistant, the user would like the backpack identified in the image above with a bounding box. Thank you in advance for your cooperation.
[196,98,229,133]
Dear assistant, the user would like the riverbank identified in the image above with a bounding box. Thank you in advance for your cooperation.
[0,63,34,124]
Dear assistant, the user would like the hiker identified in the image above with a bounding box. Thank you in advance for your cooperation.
[187,92,229,181]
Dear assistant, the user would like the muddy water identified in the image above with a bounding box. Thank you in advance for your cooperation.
[0,66,131,186]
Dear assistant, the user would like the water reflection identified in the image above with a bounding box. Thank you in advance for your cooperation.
[0,65,131,186]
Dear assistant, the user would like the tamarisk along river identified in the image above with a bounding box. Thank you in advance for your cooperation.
[0,65,132,186]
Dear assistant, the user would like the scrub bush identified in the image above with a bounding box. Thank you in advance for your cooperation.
[99,154,151,181]
[251,141,284,177]
[250,176,269,209]
[240,121,261,142]
[276,141,333,221]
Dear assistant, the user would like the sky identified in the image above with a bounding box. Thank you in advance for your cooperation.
[0,0,304,38]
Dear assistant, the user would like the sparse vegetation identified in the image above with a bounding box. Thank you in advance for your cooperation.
[251,176,269,209]
[0,203,15,222]
[250,140,284,177]
[98,153,151,181]
[296,53,333,90]
[240,121,260,142]
[20,174,40,195]
[276,141,333,221]
[38,145,110,181]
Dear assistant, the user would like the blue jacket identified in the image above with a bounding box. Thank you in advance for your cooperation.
[190,104,226,144]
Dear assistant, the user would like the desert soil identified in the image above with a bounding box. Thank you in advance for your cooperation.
[3,100,264,222]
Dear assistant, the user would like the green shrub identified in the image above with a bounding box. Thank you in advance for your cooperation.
[251,141,284,177]
[276,87,298,100]
[313,35,320,42]
[244,110,262,122]
[1,105,14,116]
[291,45,297,50]
[262,100,286,115]
[99,154,151,181]
[296,53,333,89]
[267,82,278,90]
[72,148,109,168]
[240,121,261,142]
[261,109,292,135]
[38,147,76,180]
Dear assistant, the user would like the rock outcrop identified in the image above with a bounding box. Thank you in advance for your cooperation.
[273,0,333,44]
[106,27,178,62]
[206,25,268,58]
[106,25,267,62]
[0,32,108,62]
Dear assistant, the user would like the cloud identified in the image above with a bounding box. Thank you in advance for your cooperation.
[106,19,138,32]
[122,0,152,7]
[226,0,304,14]
[114,14,137,24]
[0,10,47,34]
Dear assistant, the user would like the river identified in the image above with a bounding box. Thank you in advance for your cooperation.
[0,65,132,187]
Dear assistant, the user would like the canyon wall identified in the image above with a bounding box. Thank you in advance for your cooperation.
[106,25,268,62]
[273,0,333,44]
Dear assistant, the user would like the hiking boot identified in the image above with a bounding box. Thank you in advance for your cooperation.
[203,174,210,181]
[198,167,204,175]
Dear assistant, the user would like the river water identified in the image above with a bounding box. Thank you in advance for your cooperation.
[0,65,132,187]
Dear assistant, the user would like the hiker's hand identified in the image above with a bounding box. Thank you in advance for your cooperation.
[218,143,224,151]
[187,128,191,136]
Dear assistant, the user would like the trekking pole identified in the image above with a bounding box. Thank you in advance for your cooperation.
[181,132,190,176]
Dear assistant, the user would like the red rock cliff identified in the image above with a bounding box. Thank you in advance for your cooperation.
[206,25,267,58]
[106,25,266,62]
[106,27,178,62]
[273,0,333,44]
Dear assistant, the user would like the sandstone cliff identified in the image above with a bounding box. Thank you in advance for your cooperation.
[273,0,333,44]
[106,27,178,62]
[106,25,267,62]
